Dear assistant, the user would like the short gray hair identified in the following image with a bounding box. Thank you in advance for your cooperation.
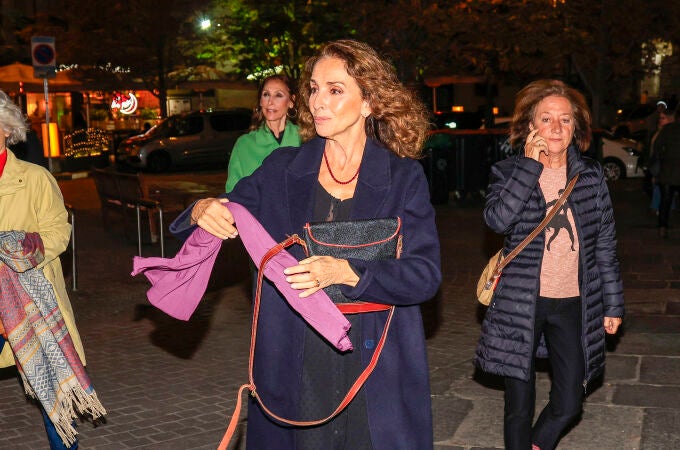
[0,90,28,146]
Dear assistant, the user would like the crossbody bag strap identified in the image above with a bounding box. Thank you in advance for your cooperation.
[494,173,579,275]
[218,234,394,449]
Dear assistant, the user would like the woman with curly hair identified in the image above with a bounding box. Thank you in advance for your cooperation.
[172,39,441,449]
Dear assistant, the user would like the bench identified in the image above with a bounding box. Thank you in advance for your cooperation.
[91,168,166,257]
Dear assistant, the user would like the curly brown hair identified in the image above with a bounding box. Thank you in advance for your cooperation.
[250,74,297,131]
[297,40,430,159]
[509,79,592,152]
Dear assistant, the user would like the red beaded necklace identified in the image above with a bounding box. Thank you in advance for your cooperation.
[323,150,360,185]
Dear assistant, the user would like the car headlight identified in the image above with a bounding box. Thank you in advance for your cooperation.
[623,146,640,157]
[121,145,141,157]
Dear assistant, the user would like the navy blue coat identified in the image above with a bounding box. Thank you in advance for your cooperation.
[172,136,441,449]
[474,147,624,386]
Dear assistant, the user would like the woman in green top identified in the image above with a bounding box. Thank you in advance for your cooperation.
[225,74,301,192]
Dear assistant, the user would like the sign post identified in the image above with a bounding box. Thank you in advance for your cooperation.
[31,36,57,172]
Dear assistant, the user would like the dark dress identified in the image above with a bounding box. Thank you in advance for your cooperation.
[170,137,441,450]
[295,183,373,449]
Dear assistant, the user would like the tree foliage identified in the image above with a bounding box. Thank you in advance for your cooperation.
[204,0,355,80]
[11,0,680,124]
[418,0,680,124]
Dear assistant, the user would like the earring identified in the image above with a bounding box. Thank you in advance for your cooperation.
[287,107,298,118]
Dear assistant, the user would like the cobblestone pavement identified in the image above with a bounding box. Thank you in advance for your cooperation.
[1,171,679,449]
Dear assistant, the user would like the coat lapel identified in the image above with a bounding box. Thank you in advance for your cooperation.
[350,138,391,220]
[285,137,393,227]
[286,137,325,230]
[566,145,586,180]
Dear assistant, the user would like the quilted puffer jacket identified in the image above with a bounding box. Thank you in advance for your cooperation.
[475,146,624,387]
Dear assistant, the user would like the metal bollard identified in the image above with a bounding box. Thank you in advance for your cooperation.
[64,203,77,291]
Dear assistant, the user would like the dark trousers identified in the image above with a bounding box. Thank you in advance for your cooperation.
[658,184,680,228]
[504,296,585,450]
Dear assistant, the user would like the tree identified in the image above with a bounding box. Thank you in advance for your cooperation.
[205,0,354,81]
[421,0,680,126]
[341,0,442,83]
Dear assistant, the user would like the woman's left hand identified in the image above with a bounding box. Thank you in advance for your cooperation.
[284,256,359,298]
[604,316,622,334]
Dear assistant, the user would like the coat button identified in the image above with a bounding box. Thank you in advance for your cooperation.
[364,339,375,349]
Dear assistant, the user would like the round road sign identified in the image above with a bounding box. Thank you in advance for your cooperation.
[33,44,56,66]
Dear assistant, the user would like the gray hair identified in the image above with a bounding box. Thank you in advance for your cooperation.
[0,90,28,146]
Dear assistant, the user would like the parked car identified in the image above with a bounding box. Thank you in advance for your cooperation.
[432,111,484,130]
[116,109,251,172]
[599,131,644,181]
[612,103,657,139]
[480,116,512,129]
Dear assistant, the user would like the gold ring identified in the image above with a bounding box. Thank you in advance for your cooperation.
[315,279,321,287]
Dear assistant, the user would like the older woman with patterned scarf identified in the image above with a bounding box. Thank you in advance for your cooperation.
[0,90,105,449]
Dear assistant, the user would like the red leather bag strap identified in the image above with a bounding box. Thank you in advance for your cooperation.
[218,235,394,449]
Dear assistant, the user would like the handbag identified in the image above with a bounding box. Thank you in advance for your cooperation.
[218,217,401,450]
[303,217,402,302]
[476,174,579,306]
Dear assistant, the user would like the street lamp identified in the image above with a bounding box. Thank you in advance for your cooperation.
[199,18,211,30]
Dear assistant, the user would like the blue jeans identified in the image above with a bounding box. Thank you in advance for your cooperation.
[0,336,77,449]
[504,296,585,450]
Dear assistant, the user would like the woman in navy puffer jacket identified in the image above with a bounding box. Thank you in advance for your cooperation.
[475,80,624,450]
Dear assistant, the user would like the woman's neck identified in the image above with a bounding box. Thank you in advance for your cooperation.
[324,136,366,167]
[540,151,567,169]
[266,117,287,138]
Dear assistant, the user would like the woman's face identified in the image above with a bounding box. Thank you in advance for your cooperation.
[260,78,294,124]
[531,95,575,156]
[308,56,371,142]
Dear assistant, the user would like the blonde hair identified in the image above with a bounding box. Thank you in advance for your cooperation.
[0,90,28,146]
[297,40,430,159]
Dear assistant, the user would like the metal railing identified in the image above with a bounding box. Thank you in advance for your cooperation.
[135,199,165,258]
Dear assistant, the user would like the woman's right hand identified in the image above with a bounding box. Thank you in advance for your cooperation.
[524,129,548,161]
[190,198,239,240]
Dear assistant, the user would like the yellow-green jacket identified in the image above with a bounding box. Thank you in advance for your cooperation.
[0,150,86,367]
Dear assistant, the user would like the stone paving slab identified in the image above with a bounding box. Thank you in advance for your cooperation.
[624,315,680,333]
[1,175,679,449]
[613,385,680,409]
[639,356,680,385]
[640,409,680,449]
[613,333,680,357]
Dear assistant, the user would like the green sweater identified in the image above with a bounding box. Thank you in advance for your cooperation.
[225,121,300,192]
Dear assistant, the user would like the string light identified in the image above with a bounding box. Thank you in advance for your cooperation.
[63,128,109,158]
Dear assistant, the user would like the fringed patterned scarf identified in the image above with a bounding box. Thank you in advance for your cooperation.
[0,231,106,446]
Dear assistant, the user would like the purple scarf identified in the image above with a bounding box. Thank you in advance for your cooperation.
[132,202,352,351]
